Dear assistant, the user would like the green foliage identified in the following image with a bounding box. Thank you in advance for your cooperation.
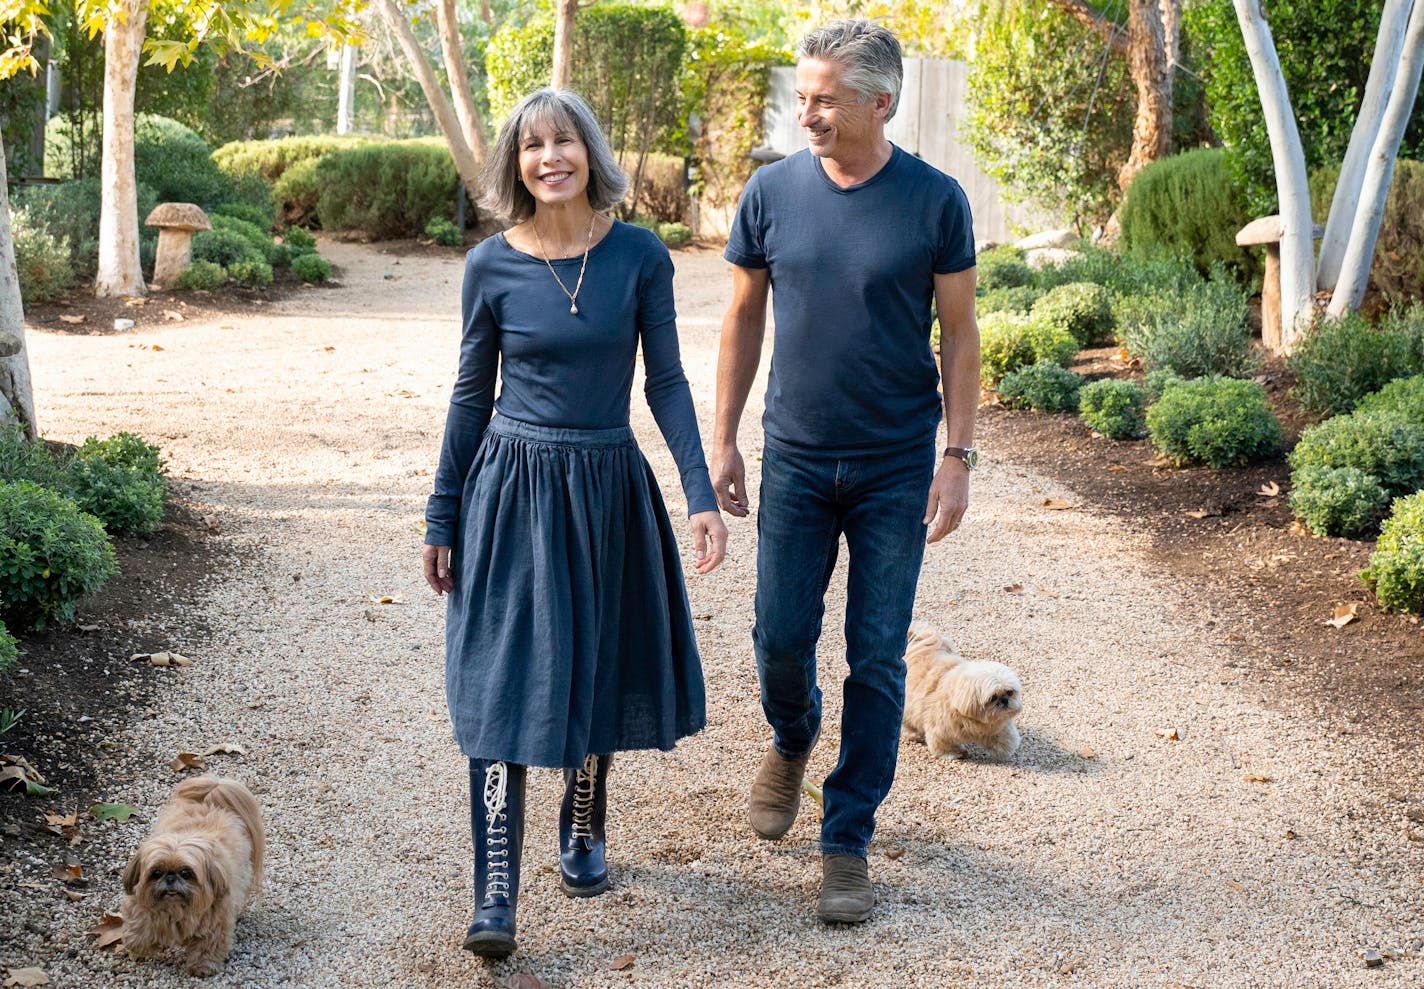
[1288,465,1391,539]
[1031,282,1114,347]
[174,261,227,291]
[215,135,367,206]
[1146,376,1282,467]
[1118,149,1259,286]
[271,157,324,228]
[997,362,1083,413]
[1287,306,1424,415]
[966,1,1134,227]
[133,115,234,208]
[11,210,78,305]
[211,214,278,263]
[311,141,457,239]
[267,243,293,269]
[1144,368,1187,404]
[1355,375,1424,422]
[13,177,158,280]
[1119,273,1257,378]
[1363,493,1424,614]
[0,423,61,489]
[1310,160,1424,308]
[1079,379,1146,440]
[228,259,274,289]
[1287,411,1424,497]
[283,225,317,251]
[212,201,273,231]
[975,246,1032,292]
[977,285,1043,316]
[424,217,463,248]
[1184,0,1424,215]
[1025,317,1080,366]
[632,153,690,224]
[656,222,692,246]
[61,434,168,537]
[192,228,264,268]
[979,312,1036,387]
[0,620,16,679]
[292,253,332,284]
[0,480,116,630]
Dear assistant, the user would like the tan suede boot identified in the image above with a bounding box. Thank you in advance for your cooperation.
[747,744,814,839]
[816,854,875,923]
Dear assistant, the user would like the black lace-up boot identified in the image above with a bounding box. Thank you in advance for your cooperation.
[558,753,613,897]
[463,759,527,957]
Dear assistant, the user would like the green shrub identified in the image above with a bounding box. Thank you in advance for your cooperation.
[0,620,16,678]
[1287,411,1424,497]
[211,214,277,263]
[272,158,323,227]
[213,135,369,185]
[1288,464,1391,539]
[212,201,274,231]
[1144,368,1187,403]
[313,141,458,239]
[1034,242,1201,298]
[1032,282,1114,347]
[192,227,263,268]
[0,423,61,488]
[977,285,1043,315]
[1079,379,1146,439]
[292,253,332,284]
[1119,148,1259,285]
[656,222,692,247]
[976,246,1032,292]
[11,210,78,304]
[1120,272,1256,378]
[0,480,116,630]
[12,177,158,280]
[424,217,463,247]
[1362,493,1424,614]
[633,154,691,225]
[61,433,167,536]
[283,225,317,251]
[1025,317,1080,366]
[979,312,1037,386]
[1355,374,1424,422]
[1288,306,1424,415]
[1146,376,1282,466]
[228,259,274,289]
[268,243,294,269]
[133,115,232,208]
[998,362,1083,412]
[174,261,227,291]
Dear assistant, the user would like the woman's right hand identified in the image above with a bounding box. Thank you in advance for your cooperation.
[422,544,453,595]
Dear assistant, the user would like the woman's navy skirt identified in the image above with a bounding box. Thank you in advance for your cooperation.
[445,415,707,768]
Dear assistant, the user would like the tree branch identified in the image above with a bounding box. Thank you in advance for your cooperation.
[1047,0,1130,54]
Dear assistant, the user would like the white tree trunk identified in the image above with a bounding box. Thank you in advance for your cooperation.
[552,0,577,91]
[336,43,357,135]
[435,0,487,164]
[1233,0,1315,352]
[0,142,38,439]
[1317,0,1414,291]
[95,0,149,298]
[1327,0,1424,319]
[1161,0,1180,73]
[376,0,483,202]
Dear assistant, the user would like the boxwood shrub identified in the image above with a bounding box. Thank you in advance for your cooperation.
[1145,376,1281,466]
[175,261,226,291]
[1031,282,1114,347]
[1287,411,1424,497]
[997,362,1083,413]
[976,246,1032,292]
[0,620,16,677]
[0,480,116,630]
[292,253,332,284]
[979,312,1036,387]
[1288,465,1392,539]
[192,228,264,269]
[1288,306,1424,415]
[1362,493,1424,614]
[1354,374,1424,422]
[1079,378,1145,439]
[61,433,167,536]
[1025,317,1081,366]
[977,285,1043,316]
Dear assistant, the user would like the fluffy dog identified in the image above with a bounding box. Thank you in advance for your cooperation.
[902,623,1023,759]
[121,776,264,976]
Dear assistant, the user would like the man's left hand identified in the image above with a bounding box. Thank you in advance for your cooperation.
[923,457,970,543]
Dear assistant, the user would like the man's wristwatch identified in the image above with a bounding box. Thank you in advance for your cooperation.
[943,446,979,470]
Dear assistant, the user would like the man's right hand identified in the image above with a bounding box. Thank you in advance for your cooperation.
[712,446,751,517]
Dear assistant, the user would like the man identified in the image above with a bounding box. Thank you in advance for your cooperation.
[713,19,980,923]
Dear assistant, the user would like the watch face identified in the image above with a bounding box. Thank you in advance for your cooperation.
[964,449,979,469]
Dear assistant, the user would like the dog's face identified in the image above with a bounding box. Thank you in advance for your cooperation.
[123,835,229,916]
[962,662,1023,724]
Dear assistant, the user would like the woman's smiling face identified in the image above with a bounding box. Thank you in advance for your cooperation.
[518,110,590,208]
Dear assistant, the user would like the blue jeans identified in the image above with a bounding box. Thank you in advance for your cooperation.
[752,435,936,857]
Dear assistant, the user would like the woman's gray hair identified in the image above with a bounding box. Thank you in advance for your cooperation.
[796,19,903,120]
[481,88,628,222]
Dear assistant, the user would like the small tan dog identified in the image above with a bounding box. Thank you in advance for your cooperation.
[121,776,264,976]
[902,623,1023,760]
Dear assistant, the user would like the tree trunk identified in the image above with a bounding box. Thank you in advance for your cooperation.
[94,0,148,298]
[552,0,578,91]
[1327,0,1424,319]
[1317,0,1414,292]
[435,0,488,164]
[1117,0,1173,192]
[1160,0,1179,71]
[336,43,357,135]
[1233,0,1314,351]
[375,0,483,202]
[0,142,38,439]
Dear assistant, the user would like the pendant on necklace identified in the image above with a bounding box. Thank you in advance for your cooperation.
[570,303,579,315]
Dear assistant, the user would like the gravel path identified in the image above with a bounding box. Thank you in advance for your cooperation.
[14,240,1424,988]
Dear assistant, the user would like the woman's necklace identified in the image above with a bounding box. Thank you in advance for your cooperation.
[531,212,598,315]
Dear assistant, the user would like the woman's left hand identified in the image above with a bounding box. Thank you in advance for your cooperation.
[690,510,728,575]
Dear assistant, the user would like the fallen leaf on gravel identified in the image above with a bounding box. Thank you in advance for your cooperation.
[1364,949,1384,968]
[150,344,163,351]
[1108,464,1126,472]
[87,912,124,950]
[1184,509,1218,519]
[58,314,86,325]
[129,651,191,667]
[88,802,139,823]
[801,777,823,807]
[201,514,222,532]
[1002,583,1024,594]
[0,756,56,797]
[162,309,184,321]
[500,976,552,989]
[77,623,100,632]
[1154,728,1180,740]
[1225,879,1245,892]
[1040,498,1072,510]
[1078,746,1096,759]
[1326,603,1359,629]
[883,846,907,860]
[170,753,206,773]
[609,955,636,971]
[1244,774,1273,783]
[43,811,77,828]
[51,862,86,886]
[693,612,712,620]
[369,594,403,605]
[1284,829,1298,840]
[324,346,335,352]
[1289,519,1309,534]
[1257,481,1281,497]
[123,296,146,307]
[63,890,85,902]
[201,743,247,757]
[1035,584,1061,598]
[4,968,49,987]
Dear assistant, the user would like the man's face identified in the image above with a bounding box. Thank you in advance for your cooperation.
[795,57,890,162]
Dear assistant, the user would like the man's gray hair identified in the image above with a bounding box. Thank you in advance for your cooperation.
[796,19,903,121]
[481,88,628,222]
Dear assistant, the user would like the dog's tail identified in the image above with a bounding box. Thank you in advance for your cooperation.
[906,620,954,654]
[173,776,265,895]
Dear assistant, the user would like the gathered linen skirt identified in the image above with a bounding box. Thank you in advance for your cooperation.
[445,415,707,768]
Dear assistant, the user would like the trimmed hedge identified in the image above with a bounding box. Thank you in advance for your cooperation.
[1287,411,1424,498]
[1032,282,1113,347]
[976,246,1033,292]
[1362,493,1424,614]
[998,362,1083,412]
[1355,374,1424,422]
[1288,465,1392,539]
[0,480,116,630]
[1146,376,1281,466]
[1079,378,1145,439]
[979,312,1037,387]
[62,433,168,536]
[309,141,458,239]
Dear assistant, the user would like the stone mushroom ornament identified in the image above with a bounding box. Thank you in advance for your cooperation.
[145,203,212,289]
[1235,214,1323,353]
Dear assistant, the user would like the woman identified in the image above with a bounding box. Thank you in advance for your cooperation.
[421,88,727,959]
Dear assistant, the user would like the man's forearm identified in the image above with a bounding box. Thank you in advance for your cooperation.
[713,310,765,450]
[939,317,980,448]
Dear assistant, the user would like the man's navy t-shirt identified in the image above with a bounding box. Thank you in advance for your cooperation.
[724,145,976,456]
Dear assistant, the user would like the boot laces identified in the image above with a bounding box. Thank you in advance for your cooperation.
[569,753,599,842]
[483,761,511,900]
